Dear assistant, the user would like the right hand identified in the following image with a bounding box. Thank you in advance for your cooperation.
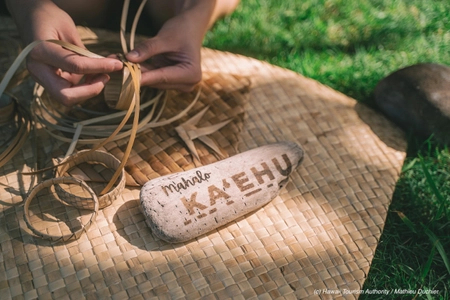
[10,0,123,106]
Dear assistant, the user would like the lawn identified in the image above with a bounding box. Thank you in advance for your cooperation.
[204,1,450,299]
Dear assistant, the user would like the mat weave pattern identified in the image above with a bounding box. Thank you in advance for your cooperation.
[41,71,250,187]
[0,18,407,299]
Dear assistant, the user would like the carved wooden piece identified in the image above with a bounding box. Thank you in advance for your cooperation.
[140,142,304,243]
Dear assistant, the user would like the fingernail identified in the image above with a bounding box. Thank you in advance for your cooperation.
[101,74,110,84]
[127,50,139,59]
[113,60,123,69]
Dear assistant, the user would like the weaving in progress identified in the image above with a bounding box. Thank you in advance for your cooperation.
[0,1,407,298]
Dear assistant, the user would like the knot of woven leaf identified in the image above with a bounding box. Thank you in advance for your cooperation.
[104,55,142,111]
[99,0,148,111]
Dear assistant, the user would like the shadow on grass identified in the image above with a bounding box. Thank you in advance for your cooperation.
[361,137,450,299]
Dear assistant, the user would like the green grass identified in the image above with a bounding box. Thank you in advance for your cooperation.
[204,1,450,298]
[205,0,450,105]
[362,142,450,300]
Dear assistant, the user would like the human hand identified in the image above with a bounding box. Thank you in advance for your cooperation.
[8,1,123,106]
[125,4,211,92]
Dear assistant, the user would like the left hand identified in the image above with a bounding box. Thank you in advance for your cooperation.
[125,8,207,92]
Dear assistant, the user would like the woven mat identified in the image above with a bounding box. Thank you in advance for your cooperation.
[0,17,407,299]
[43,71,251,187]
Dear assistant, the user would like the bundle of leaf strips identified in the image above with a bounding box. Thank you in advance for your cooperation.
[0,0,200,240]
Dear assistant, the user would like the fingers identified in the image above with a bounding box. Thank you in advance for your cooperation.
[140,63,202,92]
[126,37,165,63]
[28,60,111,106]
[126,38,202,91]
[27,42,123,106]
[57,74,110,106]
[31,41,123,75]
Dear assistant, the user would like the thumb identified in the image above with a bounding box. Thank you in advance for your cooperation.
[126,37,165,63]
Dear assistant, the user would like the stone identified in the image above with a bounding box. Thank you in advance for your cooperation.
[140,142,304,243]
[374,63,450,144]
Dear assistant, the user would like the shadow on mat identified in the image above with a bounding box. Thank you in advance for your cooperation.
[0,63,408,298]
[0,127,58,207]
[354,102,407,152]
[112,199,266,251]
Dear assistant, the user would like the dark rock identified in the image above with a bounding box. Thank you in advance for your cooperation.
[374,63,450,144]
